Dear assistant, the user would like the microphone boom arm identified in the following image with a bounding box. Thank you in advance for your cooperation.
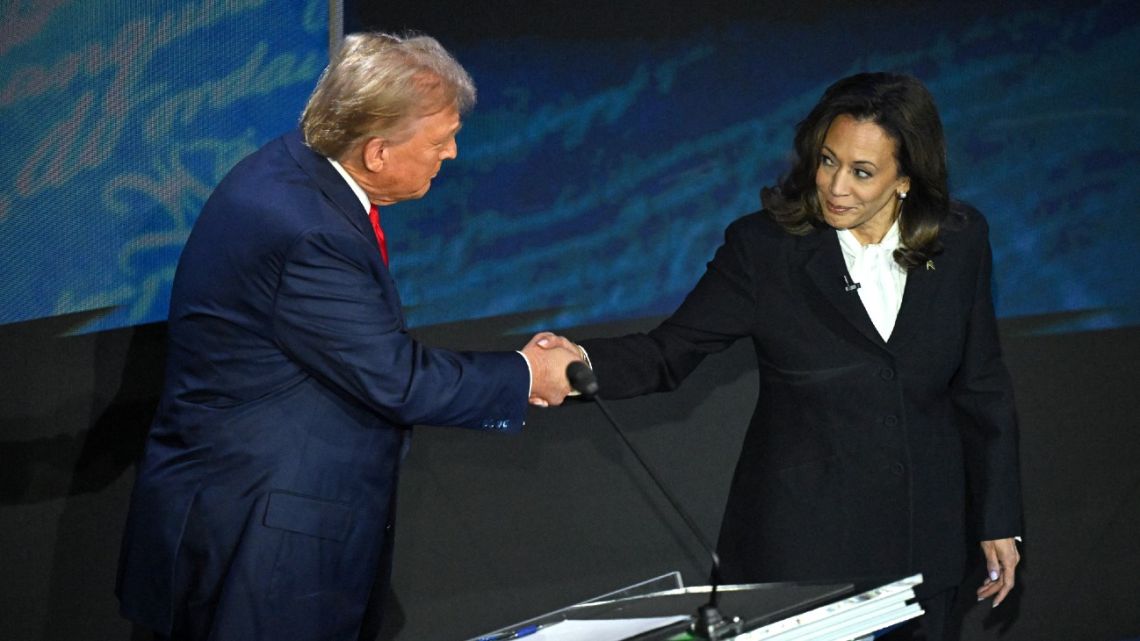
[566,362,743,639]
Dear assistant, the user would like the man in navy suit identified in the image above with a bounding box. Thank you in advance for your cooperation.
[116,33,580,641]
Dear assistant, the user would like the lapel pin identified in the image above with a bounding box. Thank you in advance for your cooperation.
[925,259,935,271]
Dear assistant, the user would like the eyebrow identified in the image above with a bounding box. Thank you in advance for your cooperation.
[433,122,461,143]
[820,145,880,169]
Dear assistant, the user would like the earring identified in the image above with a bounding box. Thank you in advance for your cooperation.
[898,191,908,200]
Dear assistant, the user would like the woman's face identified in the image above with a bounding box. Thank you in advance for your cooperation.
[815,114,910,244]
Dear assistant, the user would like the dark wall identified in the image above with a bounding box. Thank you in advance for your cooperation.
[0,315,162,641]
[2,314,1138,640]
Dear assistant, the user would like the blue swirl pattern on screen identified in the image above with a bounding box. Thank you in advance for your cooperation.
[0,0,327,331]
[384,1,1139,334]
[1,1,1136,336]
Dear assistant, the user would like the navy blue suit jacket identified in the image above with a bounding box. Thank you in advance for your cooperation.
[581,208,1022,595]
[116,130,529,640]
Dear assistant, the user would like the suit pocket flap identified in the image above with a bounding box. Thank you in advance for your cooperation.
[263,491,352,541]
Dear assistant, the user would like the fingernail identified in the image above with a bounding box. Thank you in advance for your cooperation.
[537,338,549,346]
[989,570,999,581]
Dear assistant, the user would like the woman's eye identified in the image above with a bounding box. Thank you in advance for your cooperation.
[820,155,835,166]
[854,168,872,179]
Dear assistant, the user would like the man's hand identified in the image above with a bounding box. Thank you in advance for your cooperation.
[977,537,1020,607]
[521,332,583,407]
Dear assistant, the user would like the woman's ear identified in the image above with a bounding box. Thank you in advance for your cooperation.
[898,176,911,198]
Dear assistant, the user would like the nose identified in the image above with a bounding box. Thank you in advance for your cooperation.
[441,138,457,161]
[828,168,848,196]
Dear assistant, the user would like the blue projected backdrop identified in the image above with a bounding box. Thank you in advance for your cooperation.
[1,1,1137,335]
[0,0,327,331]
[380,0,1140,335]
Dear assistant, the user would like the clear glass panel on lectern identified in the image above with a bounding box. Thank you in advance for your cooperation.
[465,572,684,641]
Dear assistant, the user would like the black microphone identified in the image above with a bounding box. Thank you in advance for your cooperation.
[566,360,598,397]
[565,362,742,640]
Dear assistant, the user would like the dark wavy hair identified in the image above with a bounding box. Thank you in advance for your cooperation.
[761,72,951,268]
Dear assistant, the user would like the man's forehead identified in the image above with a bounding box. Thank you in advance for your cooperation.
[418,104,461,131]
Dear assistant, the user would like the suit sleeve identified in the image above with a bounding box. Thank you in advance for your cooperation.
[950,217,1024,540]
[271,227,529,430]
[581,217,759,399]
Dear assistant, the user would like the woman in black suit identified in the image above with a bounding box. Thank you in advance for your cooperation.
[547,72,1022,640]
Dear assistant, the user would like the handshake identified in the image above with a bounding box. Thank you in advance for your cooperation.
[520,332,588,408]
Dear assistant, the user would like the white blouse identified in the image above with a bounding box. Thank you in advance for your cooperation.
[836,219,908,341]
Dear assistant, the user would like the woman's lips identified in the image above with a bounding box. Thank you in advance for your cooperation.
[825,201,852,214]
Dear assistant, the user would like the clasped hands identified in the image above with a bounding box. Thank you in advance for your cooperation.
[520,331,585,407]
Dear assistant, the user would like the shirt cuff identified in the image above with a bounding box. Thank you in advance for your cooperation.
[516,350,533,397]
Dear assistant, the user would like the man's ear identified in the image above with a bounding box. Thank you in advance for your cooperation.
[362,137,387,173]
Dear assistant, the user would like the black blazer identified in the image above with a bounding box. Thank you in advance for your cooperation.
[581,207,1022,593]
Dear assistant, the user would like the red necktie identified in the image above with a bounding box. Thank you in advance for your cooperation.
[368,204,389,267]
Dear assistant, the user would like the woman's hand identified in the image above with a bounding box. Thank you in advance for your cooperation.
[977,537,1020,607]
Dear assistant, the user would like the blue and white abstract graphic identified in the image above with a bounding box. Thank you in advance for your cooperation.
[383,0,1139,334]
[0,0,327,331]
[1,1,1137,335]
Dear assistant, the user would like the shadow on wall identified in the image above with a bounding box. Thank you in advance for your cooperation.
[0,314,166,640]
[0,314,163,505]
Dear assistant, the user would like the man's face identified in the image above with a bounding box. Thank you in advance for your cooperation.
[373,104,461,205]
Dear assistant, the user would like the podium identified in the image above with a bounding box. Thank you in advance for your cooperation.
[468,573,923,641]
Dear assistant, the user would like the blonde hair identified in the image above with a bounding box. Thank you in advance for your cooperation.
[301,32,476,159]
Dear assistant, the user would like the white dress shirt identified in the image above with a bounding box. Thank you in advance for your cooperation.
[328,158,371,216]
[836,219,908,341]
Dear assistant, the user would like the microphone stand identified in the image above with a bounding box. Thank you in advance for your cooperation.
[567,363,743,640]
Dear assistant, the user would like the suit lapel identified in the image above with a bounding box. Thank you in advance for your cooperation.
[887,255,942,350]
[283,130,406,327]
[799,228,887,351]
[284,131,369,234]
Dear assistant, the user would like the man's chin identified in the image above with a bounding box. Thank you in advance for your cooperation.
[387,181,435,204]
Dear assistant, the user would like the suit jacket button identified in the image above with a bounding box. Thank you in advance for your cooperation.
[891,462,906,476]
[880,367,895,381]
[884,415,899,427]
